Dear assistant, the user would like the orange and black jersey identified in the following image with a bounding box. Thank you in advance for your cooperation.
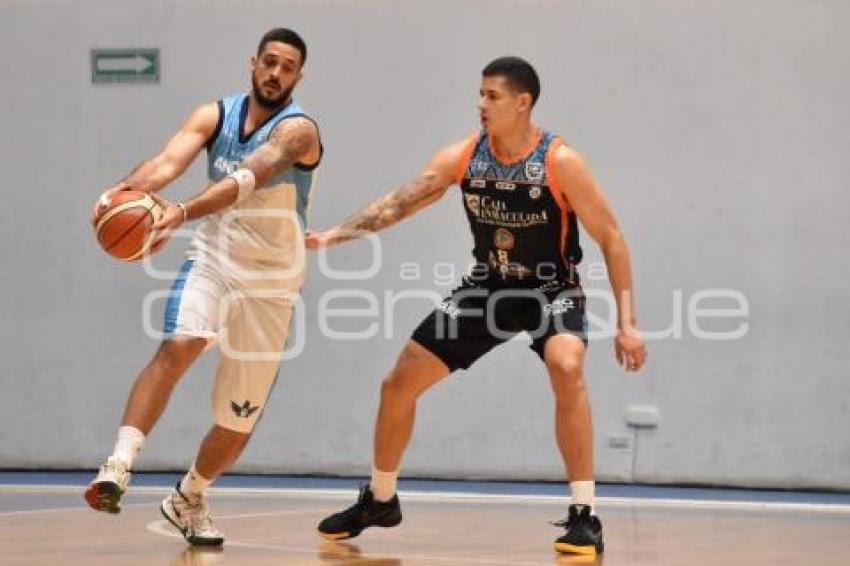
[455,130,583,286]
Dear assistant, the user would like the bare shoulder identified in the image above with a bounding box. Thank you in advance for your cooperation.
[551,143,590,174]
[427,134,478,183]
[268,116,320,162]
[548,141,613,218]
[240,116,320,174]
[185,102,221,134]
[269,116,319,143]
[437,135,477,162]
[193,101,220,120]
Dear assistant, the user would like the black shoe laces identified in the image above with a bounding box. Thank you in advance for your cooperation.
[340,484,372,519]
[550,506,581,529]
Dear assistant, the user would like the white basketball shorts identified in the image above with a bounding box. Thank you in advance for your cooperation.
[163,257,302,433]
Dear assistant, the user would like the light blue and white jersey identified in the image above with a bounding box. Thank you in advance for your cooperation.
[190,92,320,271]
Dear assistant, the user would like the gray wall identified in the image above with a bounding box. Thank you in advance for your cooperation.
[1,0,849,490]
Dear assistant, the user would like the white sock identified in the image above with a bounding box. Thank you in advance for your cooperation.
[112,426,145,469]
[570,480,595,514]
[370,465,398,502]
[179,464,212,498]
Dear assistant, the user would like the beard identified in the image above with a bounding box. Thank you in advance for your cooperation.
[251,73,294,109]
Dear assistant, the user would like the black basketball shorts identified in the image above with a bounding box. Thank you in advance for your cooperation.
[411,277,588,372]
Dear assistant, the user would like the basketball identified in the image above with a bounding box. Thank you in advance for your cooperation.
[91,189,163,261]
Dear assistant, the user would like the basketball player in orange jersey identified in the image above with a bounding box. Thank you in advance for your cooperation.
[84,28,322,547]
[306,56,645,556]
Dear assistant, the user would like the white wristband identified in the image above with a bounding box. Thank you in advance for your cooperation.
[176,202,188,222]
[227,168,257,202]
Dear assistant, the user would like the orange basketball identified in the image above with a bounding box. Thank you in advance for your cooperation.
[91,189,163,261]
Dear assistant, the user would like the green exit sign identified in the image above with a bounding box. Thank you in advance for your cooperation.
[91,48,159,84]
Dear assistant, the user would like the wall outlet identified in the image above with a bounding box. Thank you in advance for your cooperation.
[608,434,631,449]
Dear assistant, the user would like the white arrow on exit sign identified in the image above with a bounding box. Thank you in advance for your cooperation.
[96,55,154,73]
[91,49,159,83]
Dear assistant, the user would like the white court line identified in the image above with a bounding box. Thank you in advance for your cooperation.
[0,501,154,518]
[208,508,336,520]
[2,483,850,515]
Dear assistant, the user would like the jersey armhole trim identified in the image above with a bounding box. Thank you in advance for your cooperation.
[546,136,573,266]
[271,113,323,172]
[205,100,225,152]
[546,136,571,213]
[453,132,480,184]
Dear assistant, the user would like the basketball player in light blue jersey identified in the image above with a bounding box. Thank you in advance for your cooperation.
[84,28,322,547]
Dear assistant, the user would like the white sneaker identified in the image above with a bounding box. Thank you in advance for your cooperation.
[84,456,130,514]
[160,483,225,547]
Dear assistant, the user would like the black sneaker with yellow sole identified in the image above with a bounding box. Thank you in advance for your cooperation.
[553,504,604,555]
[318,485,402,540]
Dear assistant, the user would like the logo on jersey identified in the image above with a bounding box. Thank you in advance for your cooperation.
[472,160,489,175]
[494,228,515,251]
[529,186,542,200]
[464,193,549,227]
[213,156,239,176]
[466,195,504,217]
[495,181,516,191]
[525,161,544,181]
[488,250,534,279]
[465,194,481,216]
[470,179,486,188]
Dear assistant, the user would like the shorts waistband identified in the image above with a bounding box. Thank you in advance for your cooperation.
[460,274,581,292]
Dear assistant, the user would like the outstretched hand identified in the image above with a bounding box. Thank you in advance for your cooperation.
[305,228,342,250]
[615,329,647,373]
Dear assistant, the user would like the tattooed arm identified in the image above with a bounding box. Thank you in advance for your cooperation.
[306,138,470,248]
[150,117,319,242]
[180,117,318,220]
[237,117,320,190]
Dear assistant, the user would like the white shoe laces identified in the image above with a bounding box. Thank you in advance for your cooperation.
[96,457,129,491]
[174,492,221,536]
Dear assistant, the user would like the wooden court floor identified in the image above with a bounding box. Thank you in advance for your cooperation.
[2,484,849,565]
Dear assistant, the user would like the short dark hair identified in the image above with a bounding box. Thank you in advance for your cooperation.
[257,28,307,65]
[482,56,540,106]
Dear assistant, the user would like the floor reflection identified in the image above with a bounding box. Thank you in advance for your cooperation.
[318,541,403,565]
[554,551,604,565]
[170,545,225,566]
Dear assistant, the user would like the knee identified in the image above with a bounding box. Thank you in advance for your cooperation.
[380,370,417,405]
[548,356,586,399]
[380,353,426,403]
